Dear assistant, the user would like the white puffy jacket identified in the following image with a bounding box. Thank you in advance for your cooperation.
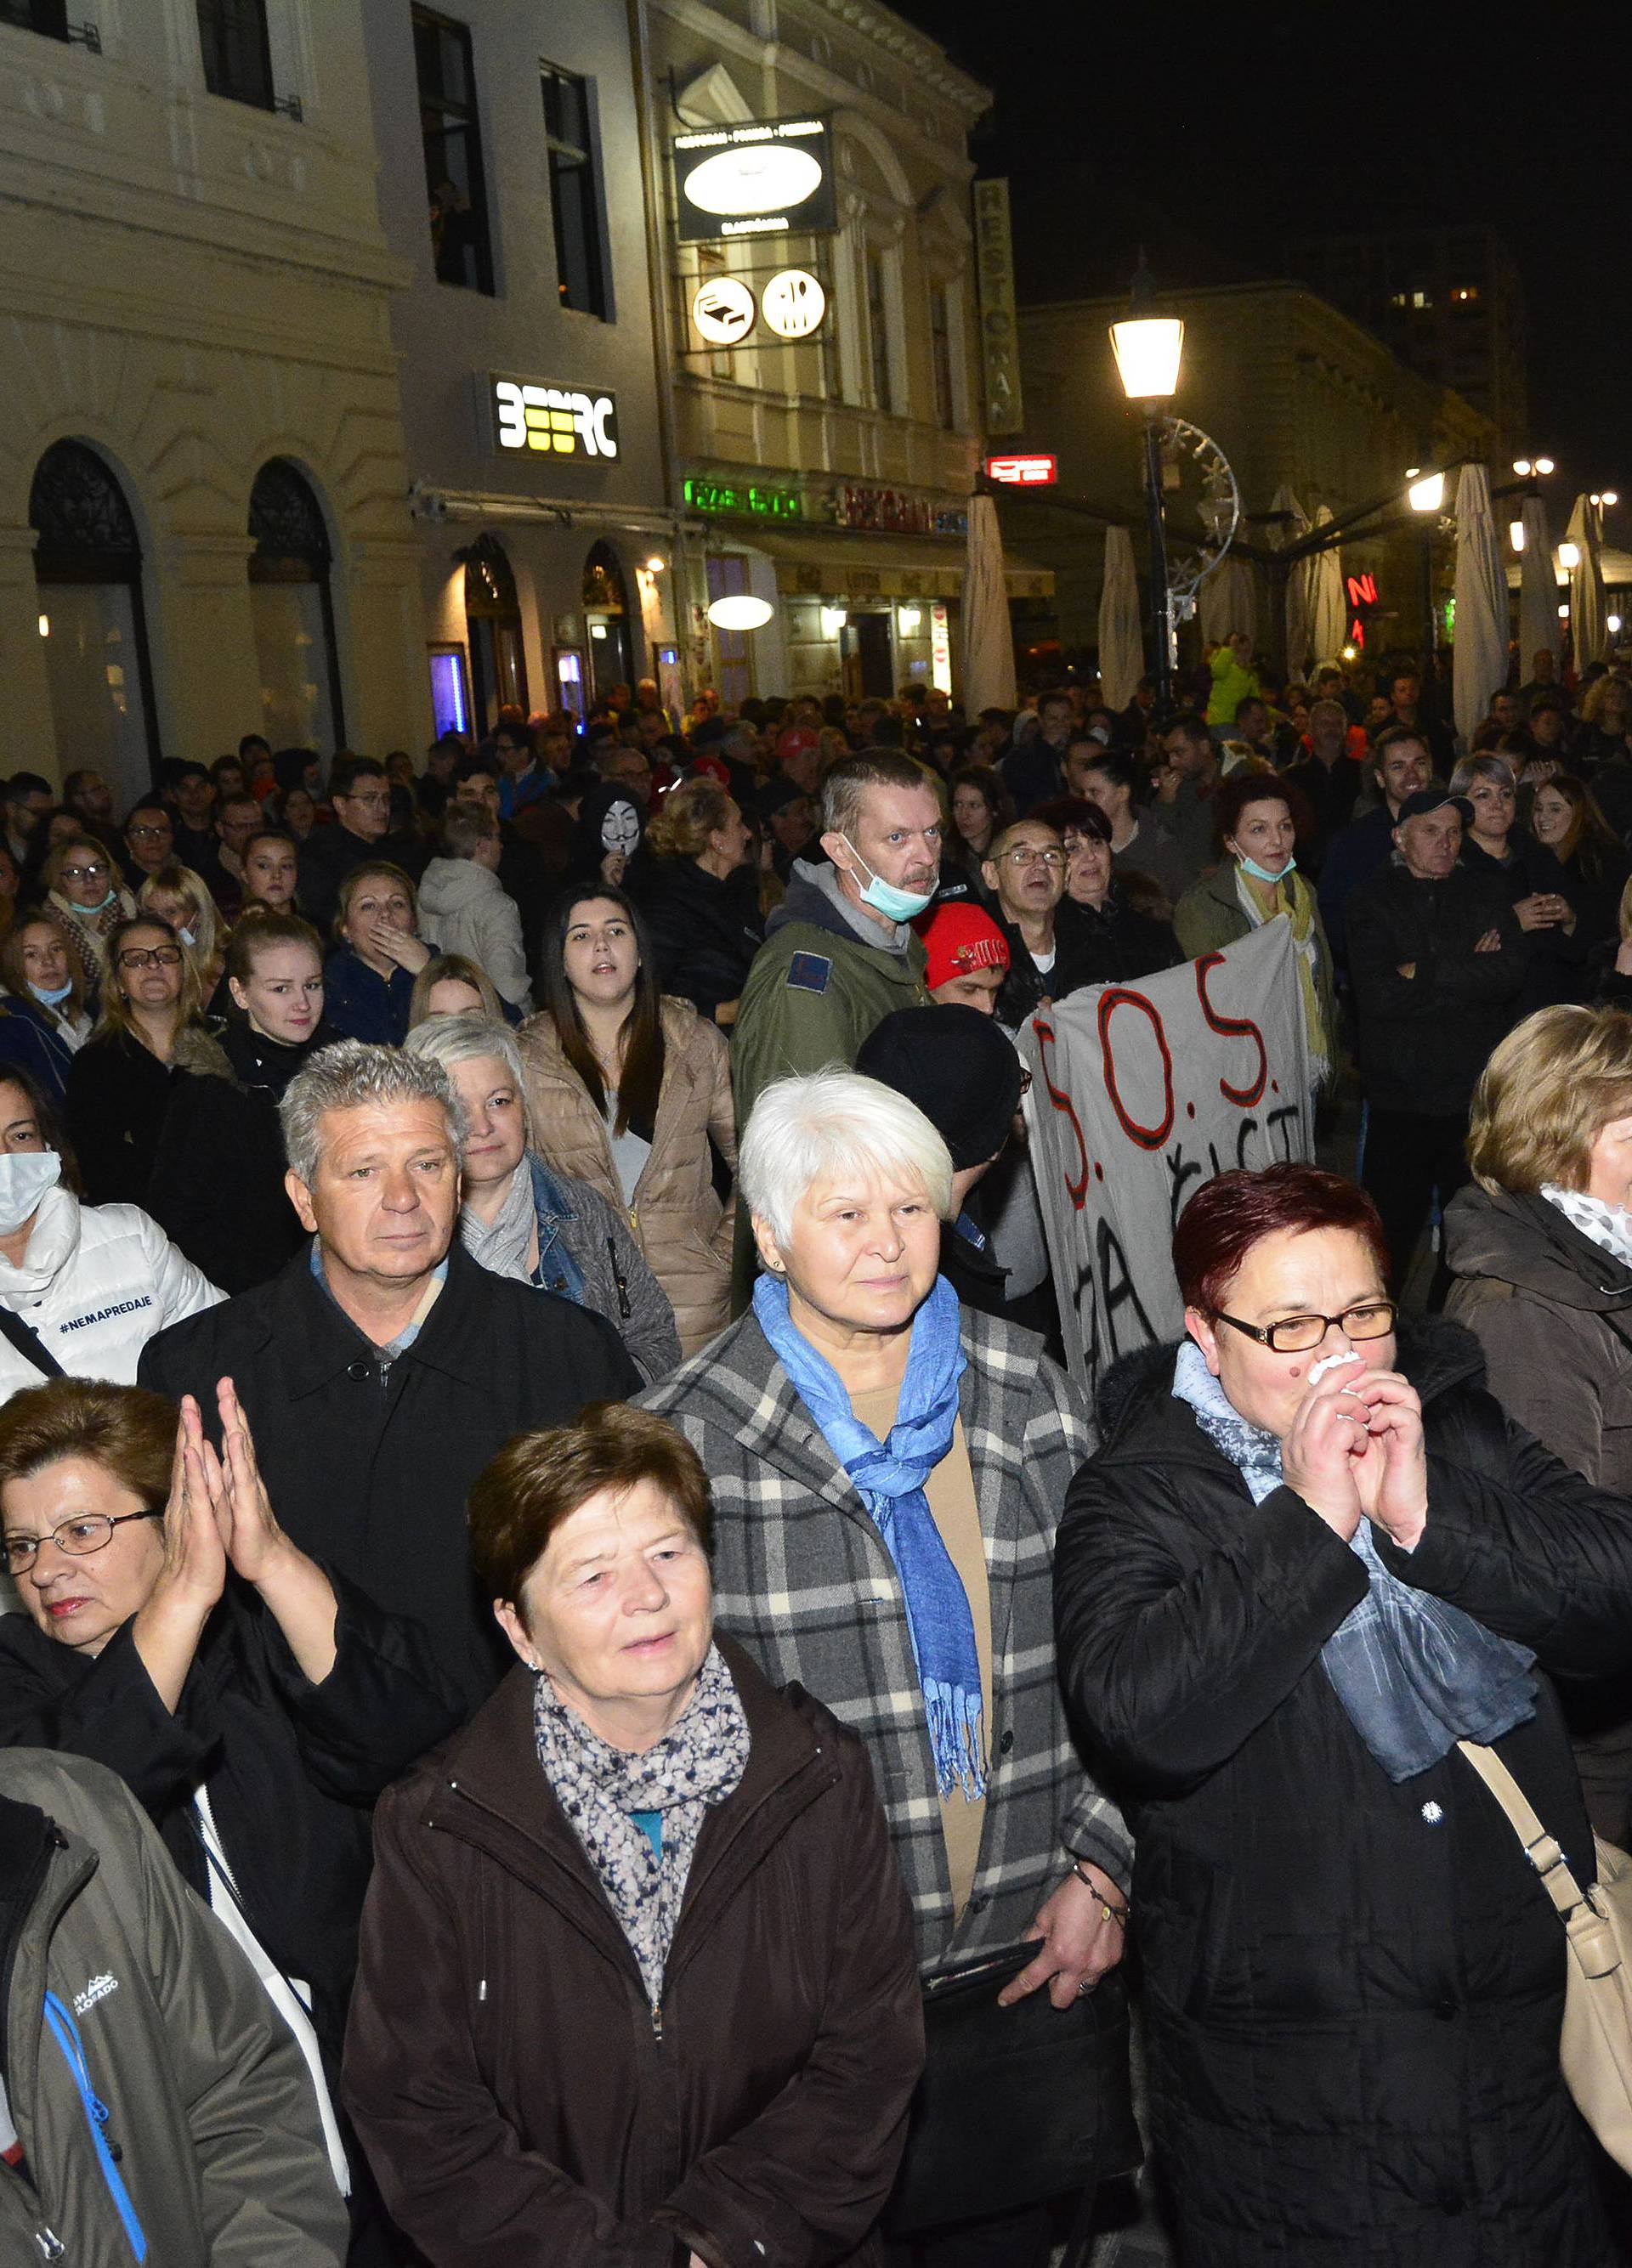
[0,1185,223,1399]
[416,857,533,1010]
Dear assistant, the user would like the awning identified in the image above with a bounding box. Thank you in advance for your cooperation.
[732,526,1054,602]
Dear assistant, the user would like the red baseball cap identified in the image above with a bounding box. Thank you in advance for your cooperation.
[921,902,1011,991]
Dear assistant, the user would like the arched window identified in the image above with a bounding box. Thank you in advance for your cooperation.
[30,441,160,807]
[462,534,528,735]
[248,460,345,753]
[583,540,632,703]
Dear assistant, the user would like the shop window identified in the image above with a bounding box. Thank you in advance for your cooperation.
[867,251,893,414]
[248,459,344,754]
[0,0,69,37]
[462,534,527,736]
[428,644,471,739]
[413,5,494,294]
[541,62,609,319]
[929,280,955,431]
[583,541,632,704]
[705,555,752,713]
[30,440,160,811]
[196,0,273,110]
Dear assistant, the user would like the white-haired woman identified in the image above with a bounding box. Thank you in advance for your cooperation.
[640,1069,1135,2259]
[405,1014,680,1383]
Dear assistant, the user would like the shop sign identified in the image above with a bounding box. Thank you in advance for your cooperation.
[831,484,967,537]
[690,277,756,346]
[490,376,619,461]
[931,601,953,694]
[761,269,827,338]
[973,179,1024,435]
[673,117,836,243]
[986,454,1057,486]
[683,476,803,521]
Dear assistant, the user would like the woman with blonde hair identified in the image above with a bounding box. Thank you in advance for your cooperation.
[406,950,509,1028]
[139,861,225,998]
[0,913,93,1103]
[1446,1001,1632,1840]
[628,775,761,1025]
[41,834,136,990]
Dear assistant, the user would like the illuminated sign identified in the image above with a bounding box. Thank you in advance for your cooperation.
[973,179,1023,435]
[761,269,827,339]
[986,454,1057,486]
[1346,572,1379,608]
[683,476,803,521]
[490,376,619,461]
[690,277,755,346]
[930,601,953,693]
[673,117,836,242]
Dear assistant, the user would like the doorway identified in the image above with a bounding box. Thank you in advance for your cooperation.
[841,610,894,701]
[583,541,632,704]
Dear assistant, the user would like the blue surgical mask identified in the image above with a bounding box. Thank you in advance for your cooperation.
[178,926,197,948]
[840,836,936,923]
[1239,852,1296,885]
[28,980,73,1008]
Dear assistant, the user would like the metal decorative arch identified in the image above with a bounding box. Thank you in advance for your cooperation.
[249,459,333,572]
[1160,416,1240,623]
[29,439,142,572]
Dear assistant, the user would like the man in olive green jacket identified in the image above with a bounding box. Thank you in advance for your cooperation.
[728,752,937,1304]
[0,1749,347,2267]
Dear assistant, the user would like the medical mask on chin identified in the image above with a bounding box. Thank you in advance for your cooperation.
[840,837,936,923]
[28,980,73,1009]
[0,1149,60,1235]
[178,926,197,949]
[1238,852,1296,886]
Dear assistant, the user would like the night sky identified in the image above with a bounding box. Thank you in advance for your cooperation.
[895,0,1630,508]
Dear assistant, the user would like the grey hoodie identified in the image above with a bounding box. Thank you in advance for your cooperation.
[416,856,533,1010]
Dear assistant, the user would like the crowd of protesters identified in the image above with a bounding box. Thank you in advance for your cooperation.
[3,645,1632,2268]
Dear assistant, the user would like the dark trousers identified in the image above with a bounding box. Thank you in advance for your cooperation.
[887,2202,1056,2268]
[1360,1107,1471,1299]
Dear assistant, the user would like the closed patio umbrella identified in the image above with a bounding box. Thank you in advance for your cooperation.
[1567,493,1608,676]
[961,495,1016,713]
[1096,525,1143,710]
[1518,494,1558,676]
[1308,506,1345,668]
[1452,463,1509,745]
[1273,485,1312,676]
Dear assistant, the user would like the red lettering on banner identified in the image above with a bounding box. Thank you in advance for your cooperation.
[1097,989,1175,1150]
[1034,1015,1091,1209]
[1194,953,1267,1106]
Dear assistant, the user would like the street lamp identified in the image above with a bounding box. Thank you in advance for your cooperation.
[1110,270,1183,710]
[1406,467,1446,656]
[1558,541,1581,572]
[1407,469,1445,514]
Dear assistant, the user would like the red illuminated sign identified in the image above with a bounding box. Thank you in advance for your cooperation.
[985,454,1057,486]
[1346,572,1379,608]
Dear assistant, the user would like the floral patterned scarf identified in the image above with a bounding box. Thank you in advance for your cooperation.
[532,1643,750,2007]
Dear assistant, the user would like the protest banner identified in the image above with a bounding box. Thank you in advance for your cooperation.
[1017,921,1314,1390]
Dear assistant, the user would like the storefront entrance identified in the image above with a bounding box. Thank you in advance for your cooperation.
[584,541,632,704]
[463,533,528,736]
[841,609,894,700]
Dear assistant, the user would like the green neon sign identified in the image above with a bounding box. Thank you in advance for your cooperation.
[684,477,803,520]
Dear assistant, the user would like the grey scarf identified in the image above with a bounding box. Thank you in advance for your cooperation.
[460,1156,537,1284]
[532,1644,750,2006]
[1171,1340,1537,1781]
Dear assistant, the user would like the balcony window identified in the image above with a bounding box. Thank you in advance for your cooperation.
[196,0,274,110]
[929,281,955,429]
[867,251,893,415]
[541,63,609,318]
[414,6,494,293]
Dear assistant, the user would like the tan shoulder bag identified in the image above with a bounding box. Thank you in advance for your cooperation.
[1458,1739,1632,2172]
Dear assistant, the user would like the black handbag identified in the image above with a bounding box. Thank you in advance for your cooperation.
[885,1943,1140,2240]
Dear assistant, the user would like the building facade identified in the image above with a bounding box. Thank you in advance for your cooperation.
[1000,280,1496,670]
[635,0,1034,707]
[0,0,426,796]
[362,0,682,742]
[1285,227,1528,459]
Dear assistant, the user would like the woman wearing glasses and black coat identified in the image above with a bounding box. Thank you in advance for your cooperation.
[0,1373,462,2260]
[1053,1162,1632,2268]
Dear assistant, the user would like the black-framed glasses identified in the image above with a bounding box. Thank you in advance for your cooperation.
[1213,1299,1397,1355]
[3,1508,162,1575]
[115,947,184,970]
[60,863,109,881]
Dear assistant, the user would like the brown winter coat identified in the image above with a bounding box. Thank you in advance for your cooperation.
[518,996,736,1355]
[343,1638,923,2268]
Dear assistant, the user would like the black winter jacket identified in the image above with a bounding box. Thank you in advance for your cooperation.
[0,1575,461,2062]
[629,852,763,1021]
[1054,1321,1632,2266]
[1346,857,1528,1115]
[139,1237,640,1710]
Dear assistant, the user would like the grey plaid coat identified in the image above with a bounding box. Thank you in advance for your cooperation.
[639,1303,1133,1973]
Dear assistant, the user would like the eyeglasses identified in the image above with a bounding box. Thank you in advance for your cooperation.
[60,863,108,882]
[343,791,391,810]
[3,1508,162,1575]
[999,847,1067,869]
[1213,1299,1397,1355]
[127,823,169,840]
[115,946,184,970]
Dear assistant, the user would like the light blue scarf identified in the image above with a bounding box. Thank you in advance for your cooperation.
[753,1271,985,1801]
[1171,1340,1536,1781]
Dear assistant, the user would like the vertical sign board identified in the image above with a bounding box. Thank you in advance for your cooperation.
[930,601,953,693]
[972,179,1023,436]
[1019,924,1314,1393]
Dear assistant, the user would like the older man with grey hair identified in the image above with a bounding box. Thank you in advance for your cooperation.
[139,1039,638,1706]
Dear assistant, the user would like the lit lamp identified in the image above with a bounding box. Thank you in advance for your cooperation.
[644,556,666,574]
[1536,457,1556,475]
[1407,469,1445,515]
[1510,520,1526,553]
[705,594,774,632]
[1606,491,1621,507]
[1109,273,1184,709]
[819,603,848,640]
[1558,542,1582,572]
[1611,614,1624,636]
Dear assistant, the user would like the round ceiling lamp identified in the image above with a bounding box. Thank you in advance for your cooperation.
[683,144,824,218]
[706,593,774,631]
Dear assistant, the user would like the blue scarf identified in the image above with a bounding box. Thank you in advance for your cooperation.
[1171,1341,1537,1781]
[753,1271,985,1802]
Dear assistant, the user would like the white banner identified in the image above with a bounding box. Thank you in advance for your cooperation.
[1018,923,1314,1391]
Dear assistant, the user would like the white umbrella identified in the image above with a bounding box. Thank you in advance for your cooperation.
[1517,494,1558,675]
[1096,525,1143,710]
[1198,555,1258,649]
[1567,493,1608,676]
[1273,485,1312,674]
[1452,463,1509,745]
[960,495,1016,713]
[1308,505,1346,667]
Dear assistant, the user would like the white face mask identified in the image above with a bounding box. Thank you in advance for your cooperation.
[0,1149,60,1236]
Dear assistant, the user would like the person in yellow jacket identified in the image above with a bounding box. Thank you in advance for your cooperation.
[1205,629,1260,728]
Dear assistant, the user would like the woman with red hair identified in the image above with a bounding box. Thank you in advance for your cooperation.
[1054,1162,1632,2266]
